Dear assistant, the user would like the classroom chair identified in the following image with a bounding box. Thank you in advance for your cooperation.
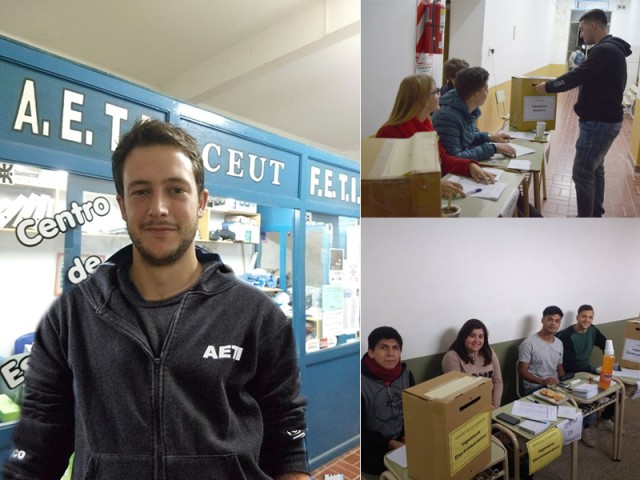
[13,332,35,354]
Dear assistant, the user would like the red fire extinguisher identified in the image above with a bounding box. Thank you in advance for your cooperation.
[434,1,446,55]
[424,1,434,54]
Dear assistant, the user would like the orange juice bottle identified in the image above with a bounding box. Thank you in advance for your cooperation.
[598,339,615,390]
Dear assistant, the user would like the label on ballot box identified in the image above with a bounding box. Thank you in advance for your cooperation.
[403,371,492,480]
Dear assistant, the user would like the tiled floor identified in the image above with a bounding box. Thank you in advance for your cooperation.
[310,446,360,480]
[538,87,640,217]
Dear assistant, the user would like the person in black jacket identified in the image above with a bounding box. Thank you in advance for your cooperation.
[4,119,309,480]
[361,326,415,477]
[535,9,632,217]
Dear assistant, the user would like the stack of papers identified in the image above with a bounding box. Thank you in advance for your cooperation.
[519,419,550,435]
[572,383,598,400]
[490,143,536,159]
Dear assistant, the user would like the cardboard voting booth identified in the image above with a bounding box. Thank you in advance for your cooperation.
[620,319,640,369]
[510,76,558,131]
[403,371,492,480]
[361,132,441,217]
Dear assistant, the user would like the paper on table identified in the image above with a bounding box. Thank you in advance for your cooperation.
[615,367,640,379]
[447,175,507,200]
[482,167,504,180]
[519,419,549,435]
[511,400,558,421]
[490,143,536,159]
[507,131,537,141]
[557,406,580,419]
[507,159,531,170]
[387,444,407,468]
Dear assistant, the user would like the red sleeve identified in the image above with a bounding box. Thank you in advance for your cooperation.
[438,142,477,177]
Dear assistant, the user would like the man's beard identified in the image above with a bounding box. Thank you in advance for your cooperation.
[128,222,197,267]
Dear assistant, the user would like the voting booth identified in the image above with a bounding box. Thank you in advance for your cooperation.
[510,76,558,131]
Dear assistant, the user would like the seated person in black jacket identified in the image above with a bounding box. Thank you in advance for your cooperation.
[361,326,415,476]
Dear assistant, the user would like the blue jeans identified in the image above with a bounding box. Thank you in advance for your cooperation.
[573,120,622,217]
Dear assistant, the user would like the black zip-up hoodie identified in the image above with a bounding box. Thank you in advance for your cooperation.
[545,35,632,123]
[4,245,308,480]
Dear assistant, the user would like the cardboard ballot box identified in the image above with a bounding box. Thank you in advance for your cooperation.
[620,319,640,369]
[361,133,441,217]
[510,76,558,131]
[403,371,492,480]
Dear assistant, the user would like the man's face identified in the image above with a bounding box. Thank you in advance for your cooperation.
[368,338,401,370]
[117,145,208,267]
[541,314,562,335]
[576,310,594,332]
[579,20,596,45]
[473,82,489,107]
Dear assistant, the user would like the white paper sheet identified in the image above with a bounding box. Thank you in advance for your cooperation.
[447,175,507,200]
[387,444,407,468]
[507,159,531,170]
[511,400,558,421]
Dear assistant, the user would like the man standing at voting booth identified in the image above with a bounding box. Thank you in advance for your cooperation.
[535,9,632,217]
[3,119,310,480]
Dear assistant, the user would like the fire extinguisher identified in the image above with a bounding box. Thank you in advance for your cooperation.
[434,1,446,55]
[424,1,434,54]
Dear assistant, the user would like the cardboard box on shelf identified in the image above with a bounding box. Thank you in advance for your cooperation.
[510,76,558,132]
[361,133,441,217]
[403,371,492,480]
[620,319,640,369]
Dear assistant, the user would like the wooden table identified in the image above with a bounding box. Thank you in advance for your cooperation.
[442,171,524,217]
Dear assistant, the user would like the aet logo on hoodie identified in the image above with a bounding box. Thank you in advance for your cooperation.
[203,345,243,361]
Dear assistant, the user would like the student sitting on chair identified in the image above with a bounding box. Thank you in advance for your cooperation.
[556,304,615,447]
[376,73,496,199]
[442,318,503,409]
[440,57,469,96]
[518,306,565,395]
[361,326,415,477]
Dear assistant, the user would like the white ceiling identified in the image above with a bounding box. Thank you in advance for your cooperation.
[0,0,360,160]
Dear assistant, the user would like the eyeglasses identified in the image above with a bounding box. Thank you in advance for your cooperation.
[429,88,441,96]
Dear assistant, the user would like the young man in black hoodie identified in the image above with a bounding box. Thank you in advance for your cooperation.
[535,9,632,217]
[361,326,415,478]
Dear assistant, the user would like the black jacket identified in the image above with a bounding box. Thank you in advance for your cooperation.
[4,245,308,480]
[545,35,632,122]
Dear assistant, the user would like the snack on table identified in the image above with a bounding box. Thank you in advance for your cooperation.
[539,388,564,401]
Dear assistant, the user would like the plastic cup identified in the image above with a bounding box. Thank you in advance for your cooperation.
[535,121,546,139]
[441,205,461,217]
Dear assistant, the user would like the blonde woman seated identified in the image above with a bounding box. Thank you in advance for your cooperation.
[442,319,503,409]
[377,74,495,199]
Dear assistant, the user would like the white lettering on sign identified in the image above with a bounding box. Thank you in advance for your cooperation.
[309,166,360,204]
[15,196,111,247]
[61,89,85,144]
[105,103,129,151]
[202,344,244,361]
[202,142,285,186]
[13,79,40,135]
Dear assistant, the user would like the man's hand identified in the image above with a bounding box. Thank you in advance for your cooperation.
[469,164,495,184]
[389,439,405,450]
[441,180,465,198]
[495,143,517,157]
[542,376,560,385]
[488,131,511,143]
[534,82,547,94]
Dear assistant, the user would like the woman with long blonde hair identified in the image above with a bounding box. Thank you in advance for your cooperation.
[377,74,495,197]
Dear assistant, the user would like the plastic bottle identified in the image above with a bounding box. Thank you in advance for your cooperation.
[598,339,615,390]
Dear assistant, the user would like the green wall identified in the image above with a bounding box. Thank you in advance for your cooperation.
[403,318,634,405]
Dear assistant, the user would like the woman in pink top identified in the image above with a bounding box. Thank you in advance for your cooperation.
[442,319,503,409]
